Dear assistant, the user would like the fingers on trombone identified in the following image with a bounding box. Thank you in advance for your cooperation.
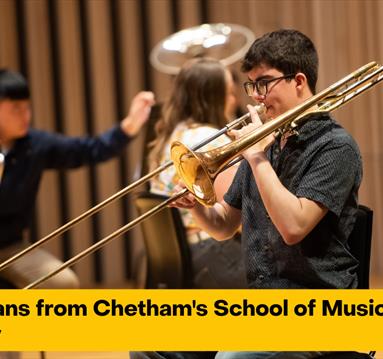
[169,183,196,209]
[230,122,258,140]
[169,195,196,208]
[169,198,196,209]
[247,104,263,125]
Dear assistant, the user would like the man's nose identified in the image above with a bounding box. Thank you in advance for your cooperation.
[251,92,266,103]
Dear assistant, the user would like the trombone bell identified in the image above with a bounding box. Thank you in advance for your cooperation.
[171,104,267,206]
[171,142,217,206]
[171,109,308,207]
[171,134,245,206]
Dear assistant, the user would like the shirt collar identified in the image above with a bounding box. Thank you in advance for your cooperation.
[279,112,334,145]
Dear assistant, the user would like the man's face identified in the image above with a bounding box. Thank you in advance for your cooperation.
[0,99,31,142]
[247,64,299,120]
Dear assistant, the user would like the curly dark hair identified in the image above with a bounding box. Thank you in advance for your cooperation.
[241,29,318,94]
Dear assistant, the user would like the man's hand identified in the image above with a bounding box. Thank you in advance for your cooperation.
[168,183,198,209]
[169,183,242,241]
[121,91,155,136]
[230,104,275,160]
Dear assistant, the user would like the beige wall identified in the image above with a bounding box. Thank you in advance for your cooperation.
[0,0,382,287]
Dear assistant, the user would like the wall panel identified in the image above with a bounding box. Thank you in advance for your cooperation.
[0,0,19,69]
[147,0,173,103]
[24,0,62,259]
[178,0,200,28]
[55,0,94,286]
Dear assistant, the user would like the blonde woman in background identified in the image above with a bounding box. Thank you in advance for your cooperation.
[148,57,247,289]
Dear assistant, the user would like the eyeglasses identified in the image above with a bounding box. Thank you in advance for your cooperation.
[243,74,295,97]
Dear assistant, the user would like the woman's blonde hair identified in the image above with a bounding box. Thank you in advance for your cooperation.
[148,57,228,170]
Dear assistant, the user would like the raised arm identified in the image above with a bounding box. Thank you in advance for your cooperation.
[120,91,155,136]
[42,91,155,169]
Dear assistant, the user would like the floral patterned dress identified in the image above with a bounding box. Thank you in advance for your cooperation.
[150,122,230,238]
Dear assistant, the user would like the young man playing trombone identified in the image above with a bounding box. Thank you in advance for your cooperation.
[175,28,362,291]
[132,29,363,359]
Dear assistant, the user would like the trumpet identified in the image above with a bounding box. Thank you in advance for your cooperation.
[1,61,382,289]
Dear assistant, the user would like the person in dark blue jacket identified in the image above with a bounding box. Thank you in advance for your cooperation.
[0,68,154,288]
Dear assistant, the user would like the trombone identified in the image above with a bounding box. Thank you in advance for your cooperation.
[171,61,383,205]
[2,61,383,289]
[0,106,264,271]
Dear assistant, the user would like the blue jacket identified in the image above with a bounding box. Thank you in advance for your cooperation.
[0,126,130,248]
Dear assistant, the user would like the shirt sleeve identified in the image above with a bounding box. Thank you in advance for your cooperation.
[223,161,247,210]
[38,126,130,169]
[296,143,362,216]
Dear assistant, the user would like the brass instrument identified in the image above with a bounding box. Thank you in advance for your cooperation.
[0,106,265,286]
[150,23,255,75]
[1,62,382,289]
[172,62,383,205]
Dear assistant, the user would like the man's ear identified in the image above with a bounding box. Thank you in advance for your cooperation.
[294,72,308,93]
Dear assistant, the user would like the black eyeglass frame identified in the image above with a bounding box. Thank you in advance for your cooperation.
[243,74,296,96]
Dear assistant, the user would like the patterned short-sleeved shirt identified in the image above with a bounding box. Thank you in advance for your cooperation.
[151,122,231,230]
[224,112,362,289]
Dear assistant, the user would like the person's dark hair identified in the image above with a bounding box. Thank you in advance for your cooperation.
[241,29,318,94]
[148,57,228,169]
[0,69,30,100]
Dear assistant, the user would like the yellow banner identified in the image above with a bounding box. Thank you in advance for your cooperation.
[0,289,382,351]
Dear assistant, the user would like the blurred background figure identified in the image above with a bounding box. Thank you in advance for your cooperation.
[0,68,154,289]
[140,23,253,175]
[147,57,247,288]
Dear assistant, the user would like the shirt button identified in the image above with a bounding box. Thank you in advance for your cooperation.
[258,275,264,280]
